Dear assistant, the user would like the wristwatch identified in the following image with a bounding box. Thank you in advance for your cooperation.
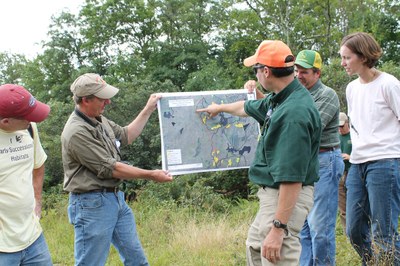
[272,219,288,235]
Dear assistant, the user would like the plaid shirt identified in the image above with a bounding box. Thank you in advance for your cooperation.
[309,80,340,148]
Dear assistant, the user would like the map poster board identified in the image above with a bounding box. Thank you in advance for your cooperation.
[157,89,260,175]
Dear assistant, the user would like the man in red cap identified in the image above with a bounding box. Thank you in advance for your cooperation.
[197,41,321,265]
[0,84,52,265]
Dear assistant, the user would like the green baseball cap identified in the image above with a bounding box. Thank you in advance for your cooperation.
[295,50,322,69]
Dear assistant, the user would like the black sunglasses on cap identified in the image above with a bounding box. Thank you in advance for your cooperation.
[253,64,266,75]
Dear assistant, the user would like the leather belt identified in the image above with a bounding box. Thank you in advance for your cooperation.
[73,187,119,194]
[319,145,339,153]
[91,187,119,193]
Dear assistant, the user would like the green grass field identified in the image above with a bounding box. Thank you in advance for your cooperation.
[41,195,361,266]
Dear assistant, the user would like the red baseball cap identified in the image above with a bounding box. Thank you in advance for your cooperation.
[0,84,50,122]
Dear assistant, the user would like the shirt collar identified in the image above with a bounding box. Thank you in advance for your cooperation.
[308,79,322,94]
[74,108,103,127]
[270,78,301,105]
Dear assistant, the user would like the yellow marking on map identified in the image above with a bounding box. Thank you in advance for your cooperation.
[213,156,219,165]
[228,159,232,166]
[211,124,222,130]
[234,123,244,128]
[202,116,207,124]
[211,149,220,156]
[225,124,231,128]
[236,158,240,163]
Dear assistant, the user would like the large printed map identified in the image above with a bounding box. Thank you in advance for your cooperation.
[157,90,260,175]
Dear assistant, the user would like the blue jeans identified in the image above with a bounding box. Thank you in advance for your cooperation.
[0,233,52,266]
[68,190,149,266]
[346,158,400,265]
[300,149,344,266]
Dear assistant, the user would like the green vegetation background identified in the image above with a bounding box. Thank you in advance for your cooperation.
[1,0,399,264]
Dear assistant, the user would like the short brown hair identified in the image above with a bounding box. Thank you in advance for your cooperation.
[73,94,95,105]
[340,32,382,68]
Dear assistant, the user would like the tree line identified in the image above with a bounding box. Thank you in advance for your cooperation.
[0,0,399,198]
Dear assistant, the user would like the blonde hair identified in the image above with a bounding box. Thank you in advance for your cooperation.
[340,32,382,68]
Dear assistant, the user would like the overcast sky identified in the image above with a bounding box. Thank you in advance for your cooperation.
[0,0,84,58]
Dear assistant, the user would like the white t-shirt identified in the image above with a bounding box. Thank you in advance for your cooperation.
[0,123,47,252]
[346,72,400,164]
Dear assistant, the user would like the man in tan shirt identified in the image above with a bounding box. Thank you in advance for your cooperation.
[62,73,173,265]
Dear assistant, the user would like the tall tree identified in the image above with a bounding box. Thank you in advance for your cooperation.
[0,53,28,85]
[46,11,87,68]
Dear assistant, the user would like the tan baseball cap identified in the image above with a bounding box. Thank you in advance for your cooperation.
[339,112,348,126]
[70,73,119,99]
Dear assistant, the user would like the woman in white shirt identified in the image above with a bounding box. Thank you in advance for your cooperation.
[340,32,400,265]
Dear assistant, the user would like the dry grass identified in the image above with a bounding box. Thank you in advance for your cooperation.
[42,196,365,265]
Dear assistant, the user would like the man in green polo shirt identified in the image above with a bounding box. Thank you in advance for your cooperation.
[197,40,321,265]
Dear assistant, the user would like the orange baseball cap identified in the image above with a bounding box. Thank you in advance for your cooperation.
[244,40,294,68]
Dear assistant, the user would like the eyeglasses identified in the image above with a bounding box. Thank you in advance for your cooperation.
[253,64,266,75]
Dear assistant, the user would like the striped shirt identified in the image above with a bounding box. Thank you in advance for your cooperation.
[309,79,340,148]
